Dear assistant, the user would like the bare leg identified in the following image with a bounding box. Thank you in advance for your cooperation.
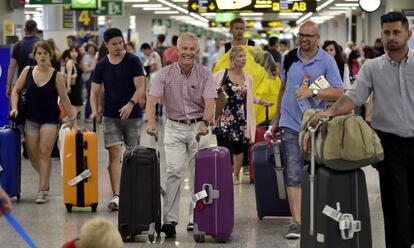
[38,127,59,191]
[287,186,302,224]
[233,152,244,184]
[108,145,122,195]
[25,132,40,174]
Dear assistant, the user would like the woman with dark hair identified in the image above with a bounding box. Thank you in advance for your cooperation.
[348,50,361,81]
[62,46,83,127]
[322,40,351,89]
[9,41,75,203]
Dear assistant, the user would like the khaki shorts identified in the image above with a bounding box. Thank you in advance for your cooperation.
[102,117,141,149]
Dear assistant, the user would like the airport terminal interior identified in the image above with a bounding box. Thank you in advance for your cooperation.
[0,0,414,247]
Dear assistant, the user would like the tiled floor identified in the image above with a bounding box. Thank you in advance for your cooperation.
[0,119,385,248]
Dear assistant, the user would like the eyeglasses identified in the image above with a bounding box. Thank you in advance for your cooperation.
[381,12,404,22]
[297,33,319,39]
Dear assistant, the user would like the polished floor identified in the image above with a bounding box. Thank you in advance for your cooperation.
[0,118,386,248]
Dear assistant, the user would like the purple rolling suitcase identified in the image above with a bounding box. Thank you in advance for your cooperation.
[0,125,21,199]
[193,146,234,243]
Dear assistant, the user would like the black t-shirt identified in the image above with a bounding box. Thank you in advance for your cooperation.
[92,52,145,118]
[12,36,40,75]
[265,48,282,64]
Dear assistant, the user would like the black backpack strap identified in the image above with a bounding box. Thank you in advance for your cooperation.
[221,69,228,85]
[224,42,232,53]
[247,40,255,46]
[282,48,299,81]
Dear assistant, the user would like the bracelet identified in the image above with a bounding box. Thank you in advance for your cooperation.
[128,100,136,106]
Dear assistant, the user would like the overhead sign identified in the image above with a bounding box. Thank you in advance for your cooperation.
[72,0,99,10]
[151,19,172,28]
[63,5,73,28]
[215,13,235,22]
[210,20,284,28]
[92,0,123,16]
[189,0,316,13]
[29,0,71,4]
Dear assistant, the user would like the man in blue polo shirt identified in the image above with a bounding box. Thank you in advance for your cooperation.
[272,21,344,239]
[90,28,146,211]
[6,20,40,97]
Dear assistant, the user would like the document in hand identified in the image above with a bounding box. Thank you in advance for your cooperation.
[309,75,331,105]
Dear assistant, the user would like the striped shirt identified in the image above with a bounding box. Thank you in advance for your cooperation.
[149,62,217,120]
[345,49,414,137]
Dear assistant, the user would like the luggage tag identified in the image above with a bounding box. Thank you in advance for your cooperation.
[322,205,342,222]
[67,169,92,187]
[191,189,208,209]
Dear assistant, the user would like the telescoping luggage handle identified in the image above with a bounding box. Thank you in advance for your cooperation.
[271,140,287,200]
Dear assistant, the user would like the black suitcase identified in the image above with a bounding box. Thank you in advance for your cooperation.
[118,145,161,242]
[251,139,291,219]
[300,126,372,248]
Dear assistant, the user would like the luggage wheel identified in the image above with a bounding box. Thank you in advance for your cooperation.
[121,233,134,242]
[148,223,156,242]
[214,237,226,243]
[91,203,98,212]
[193,224,205,243]
[16,194,21,200]
[65,204,73,213]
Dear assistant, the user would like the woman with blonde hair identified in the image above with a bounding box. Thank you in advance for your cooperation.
[9,41,75,203]
[214,46,271,184]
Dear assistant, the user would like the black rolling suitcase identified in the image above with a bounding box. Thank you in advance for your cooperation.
[251,137,290,219]
[300,124,372,248]
[118,141,161,242]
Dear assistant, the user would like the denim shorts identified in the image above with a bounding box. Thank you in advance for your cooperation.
[102,117,141,149]
[280,127,305,186]
[24,119,60,134]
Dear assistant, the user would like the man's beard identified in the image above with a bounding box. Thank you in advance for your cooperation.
[385,42,404,51]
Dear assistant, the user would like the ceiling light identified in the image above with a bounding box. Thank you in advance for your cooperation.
[335,3,359,7]
[158,0,189,14]
[279,12,303,16]
[201,13,216,17]
[330,6,357,9]
[132,4,163,8]
[143,7,171,10]
[154,10,179,14]
[240,13,264,16]
[345,0,358,1]
[172,0,187,2]
[296,12,313,25]
[316,0,335,11]
[359,0,381,12]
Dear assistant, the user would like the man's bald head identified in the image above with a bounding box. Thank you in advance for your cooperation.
[298,21,320,52]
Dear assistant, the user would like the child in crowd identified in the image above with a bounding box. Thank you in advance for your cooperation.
[61,217,122,248]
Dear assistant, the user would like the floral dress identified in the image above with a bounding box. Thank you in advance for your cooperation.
[214,73,247,141]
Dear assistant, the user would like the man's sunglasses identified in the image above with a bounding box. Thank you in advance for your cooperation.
[381,12,404,22]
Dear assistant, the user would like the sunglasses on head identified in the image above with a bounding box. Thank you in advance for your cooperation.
[381,12,404,22]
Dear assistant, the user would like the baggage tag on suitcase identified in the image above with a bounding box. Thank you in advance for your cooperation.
[67,169,92,187]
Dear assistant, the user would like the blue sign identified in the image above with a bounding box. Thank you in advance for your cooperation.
[0,46,11,126]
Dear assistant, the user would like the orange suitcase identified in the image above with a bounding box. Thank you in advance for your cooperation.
[62,122,98,212]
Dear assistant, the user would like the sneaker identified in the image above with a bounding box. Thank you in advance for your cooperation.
[107,195,119,211]
[44,185,50,196]
[187,222,194,232]
[286,223,301,239]
[161,221,177,237]
[35,191,47,204]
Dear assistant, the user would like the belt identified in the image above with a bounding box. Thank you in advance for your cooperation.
[168,117,203,125]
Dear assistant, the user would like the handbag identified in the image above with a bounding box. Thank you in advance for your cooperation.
[214,69,229,120]
[299,109,384,171]
[9,67,32,125]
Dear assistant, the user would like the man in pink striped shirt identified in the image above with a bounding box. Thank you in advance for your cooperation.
[146,32,216,237]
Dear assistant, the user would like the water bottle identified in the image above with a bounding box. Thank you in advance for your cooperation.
[297,73,312,112]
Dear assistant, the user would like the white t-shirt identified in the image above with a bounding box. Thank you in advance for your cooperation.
[144,51,162,75]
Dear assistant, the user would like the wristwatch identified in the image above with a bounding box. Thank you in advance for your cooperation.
[201,119,210,127]
[312,89,319,98]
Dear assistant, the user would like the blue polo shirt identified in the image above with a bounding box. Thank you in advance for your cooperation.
[279,48,343,132]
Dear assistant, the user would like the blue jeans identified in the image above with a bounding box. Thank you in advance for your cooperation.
[280,127,305,186]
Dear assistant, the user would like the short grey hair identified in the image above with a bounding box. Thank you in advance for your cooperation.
[228,46,245,68]
[177,32,200,50]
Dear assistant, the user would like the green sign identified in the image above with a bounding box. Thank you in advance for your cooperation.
[152,19,172,29]
[29,0,71,4]
[215,13,235,23]
[92,1,123,16]
[72,0,98,9]
[179,24,188,33]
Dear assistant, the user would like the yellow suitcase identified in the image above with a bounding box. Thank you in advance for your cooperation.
[62,123,98,212]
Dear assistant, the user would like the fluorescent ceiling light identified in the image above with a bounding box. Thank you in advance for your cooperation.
[143,7,170,10]
[132,4,163,8]
[240,13,264,16]
[330,6,357,9]
[172,0,187,2]
[201,13,216,17]
[335,3,359,6]
[190,12,209,22]
[279,12,303,16]
[154,10,179,14]
[345,0,358,1]
[316,0,335,11]
[296,12,313,25]
[124,0,149,2]
[158,0,189,14]
[244,17,263,20]
[25,4,42,8]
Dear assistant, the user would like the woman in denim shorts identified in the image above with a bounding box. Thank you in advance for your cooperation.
[10,41,75,204]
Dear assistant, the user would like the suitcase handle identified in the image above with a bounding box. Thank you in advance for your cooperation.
[202,184,219,205]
